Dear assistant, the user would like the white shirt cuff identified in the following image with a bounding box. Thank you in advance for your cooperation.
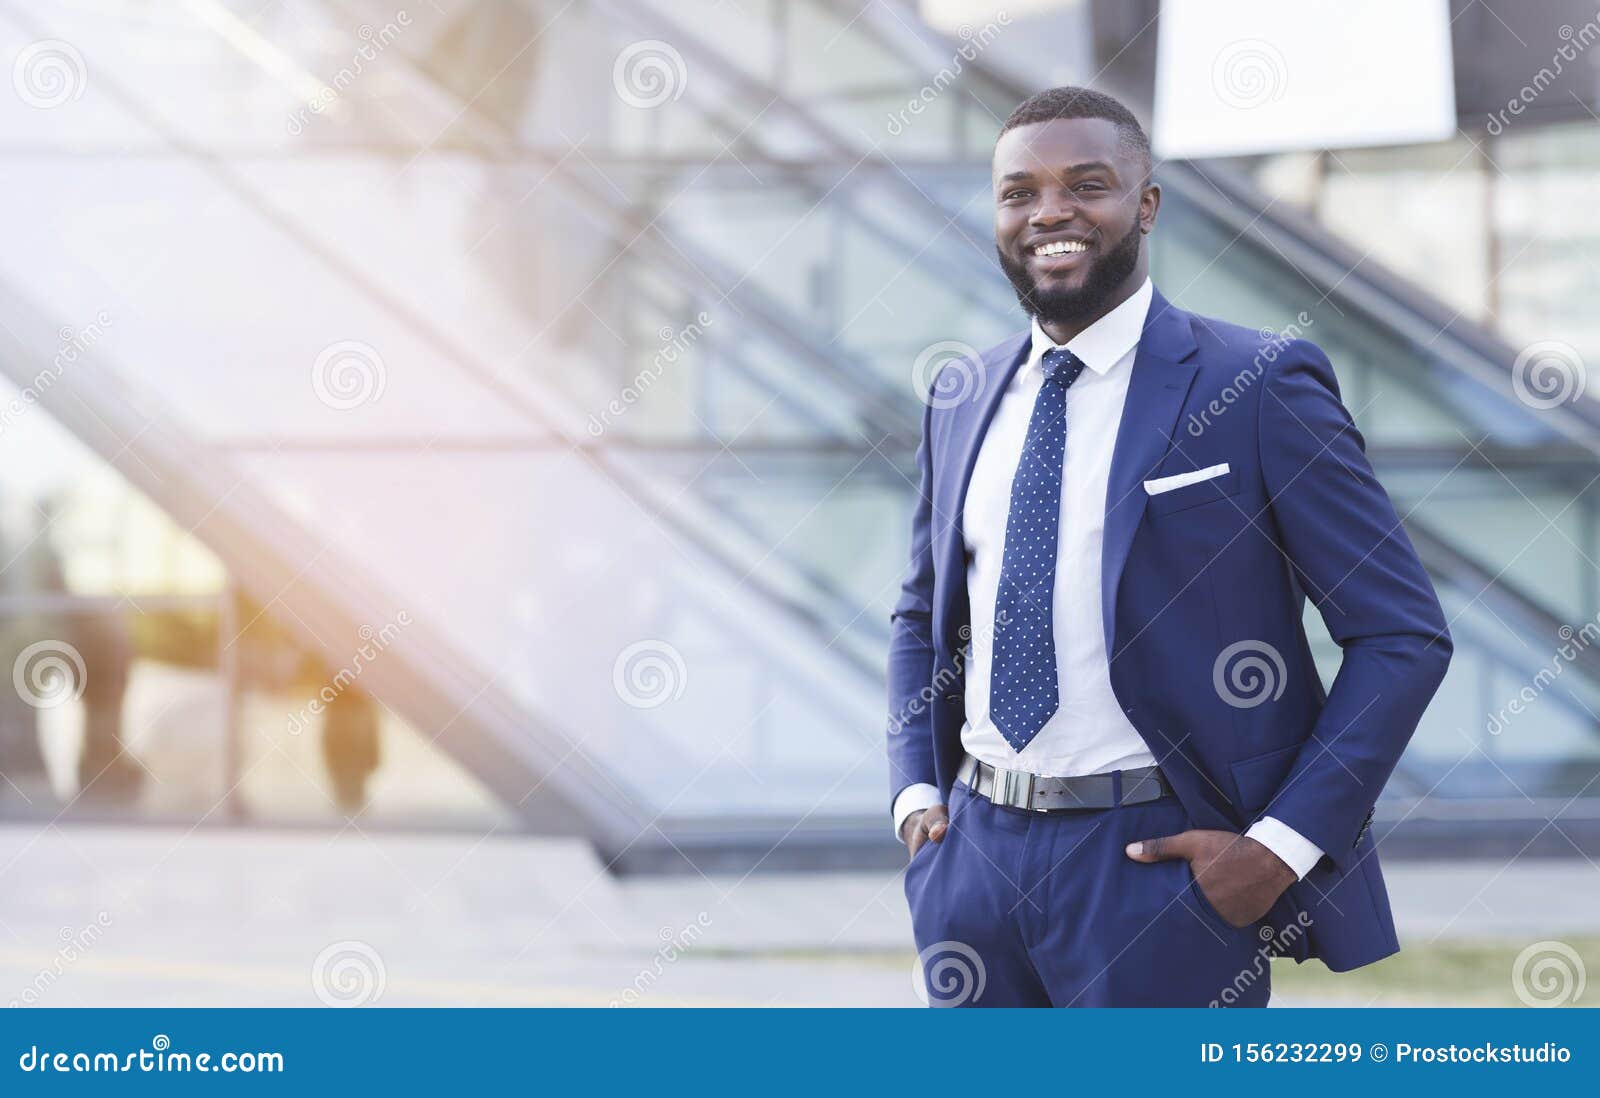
[891,783,942,843]
[1246,816,1325,881]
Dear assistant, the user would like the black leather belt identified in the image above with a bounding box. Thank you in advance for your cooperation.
[958,754,1173,812]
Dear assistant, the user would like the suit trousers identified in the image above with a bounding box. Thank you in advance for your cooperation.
[903,779,1273,1007]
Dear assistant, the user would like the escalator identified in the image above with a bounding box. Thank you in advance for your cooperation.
[586,0,1600,818]
[1,0,1596,869]
[0,0,903,868]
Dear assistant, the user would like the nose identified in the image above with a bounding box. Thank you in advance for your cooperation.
[1030,198,1075,227]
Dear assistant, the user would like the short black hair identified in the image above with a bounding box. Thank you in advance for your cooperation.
[998,86,1152,180]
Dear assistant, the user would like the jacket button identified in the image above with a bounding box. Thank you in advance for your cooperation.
[943,692,962,704]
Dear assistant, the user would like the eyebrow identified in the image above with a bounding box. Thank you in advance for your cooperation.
[997,161,1118,185]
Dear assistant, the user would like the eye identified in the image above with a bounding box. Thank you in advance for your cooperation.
[1001,189,1032,202]
[1074,182,1107,194]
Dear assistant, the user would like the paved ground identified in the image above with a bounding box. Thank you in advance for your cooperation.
[0,825,1594,1007]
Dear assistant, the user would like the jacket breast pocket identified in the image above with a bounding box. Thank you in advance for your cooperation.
[1146,464,1240,515]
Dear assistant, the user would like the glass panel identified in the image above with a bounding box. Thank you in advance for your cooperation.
[1246,121,1600,395]
[229,448,885,815]
[1495,119,1600,359]
[0,378,227,599]
[1315,139,1493,325]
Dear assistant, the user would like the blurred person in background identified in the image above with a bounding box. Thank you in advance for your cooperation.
[0,490,56,791]
[321,686,381,815]
[73,606,137,805]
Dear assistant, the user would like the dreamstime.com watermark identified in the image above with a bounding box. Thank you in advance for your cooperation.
[286,12,412,135]
[1212,640,1287,710]
[612,640,688,709]
[8,912,112,1008]
[1185,312,1313,437]
[886,613,1010,741]
[912,939,987,1006]
[286,613,412,736]
[0,312,113,438]
[910,340,985,410]
[1511,939,1587,1007]
[311,940,387,1007]
[12,640,87,710]
[885,14,1011,136]
[1511,339,1586,411]
[17,1036,283,1074]
[312,339,386,410]
[1485,614,1600,737]
[1486,14,1600,135]
[612,39,687,108]
[610,913,712,1005]
[586,313,713,437]
[12,39,86,109]
[1211,39,1288,111]
[1209,910,1314,1007]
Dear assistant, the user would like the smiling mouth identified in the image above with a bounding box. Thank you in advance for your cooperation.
[1031,240,1089,258]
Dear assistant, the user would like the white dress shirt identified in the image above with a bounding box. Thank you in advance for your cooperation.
[894,278,1324,880]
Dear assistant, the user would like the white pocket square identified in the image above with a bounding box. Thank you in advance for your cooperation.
[1143,462,1230,496]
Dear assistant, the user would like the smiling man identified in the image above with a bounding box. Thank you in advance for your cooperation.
[887,87,1452,1007]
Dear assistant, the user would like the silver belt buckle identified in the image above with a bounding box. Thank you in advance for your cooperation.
[992,766,1036,810]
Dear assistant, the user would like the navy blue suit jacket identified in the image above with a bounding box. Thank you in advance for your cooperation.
[886,289,1452,971]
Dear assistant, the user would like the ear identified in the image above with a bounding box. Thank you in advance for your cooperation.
[1139,181,1161,233]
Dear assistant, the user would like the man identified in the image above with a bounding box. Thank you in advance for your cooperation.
[887,87,1451,1007]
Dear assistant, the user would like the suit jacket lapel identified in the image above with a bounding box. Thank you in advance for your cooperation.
[1100,291,1200,660]
[938,331,1029,652]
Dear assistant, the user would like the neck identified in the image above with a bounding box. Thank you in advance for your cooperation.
[1037,270,1146,346]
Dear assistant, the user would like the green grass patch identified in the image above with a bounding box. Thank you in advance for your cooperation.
[1271,937,1598,1006]
[710,938,1598,1007]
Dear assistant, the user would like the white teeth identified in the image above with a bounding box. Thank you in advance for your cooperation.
[1032,240,1087,257]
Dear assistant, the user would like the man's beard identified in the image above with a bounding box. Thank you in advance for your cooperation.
[996,215,1143,326]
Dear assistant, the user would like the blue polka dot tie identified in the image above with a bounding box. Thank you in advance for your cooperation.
[989,346,1087,751]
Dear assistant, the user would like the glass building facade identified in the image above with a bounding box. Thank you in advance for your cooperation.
[0,0,1594,864]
